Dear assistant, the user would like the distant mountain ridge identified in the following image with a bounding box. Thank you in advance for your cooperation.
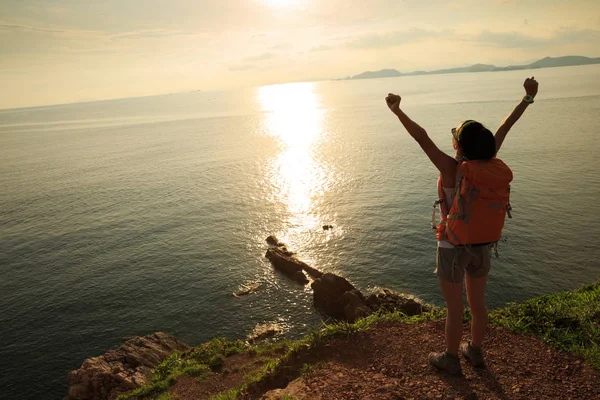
[342,56,600,80]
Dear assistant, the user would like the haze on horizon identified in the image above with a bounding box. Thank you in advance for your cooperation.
[1,0,599,110]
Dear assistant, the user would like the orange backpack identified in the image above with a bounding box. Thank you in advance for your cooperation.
[434,158,513,245]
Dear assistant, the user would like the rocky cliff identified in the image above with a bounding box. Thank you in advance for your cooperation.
[65,332,188,400]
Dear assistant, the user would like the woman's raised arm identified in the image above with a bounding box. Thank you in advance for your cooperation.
[386,93,456,177]
[494,77,539,155]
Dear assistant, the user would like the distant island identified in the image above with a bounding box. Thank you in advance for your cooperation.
[342,55,600,80]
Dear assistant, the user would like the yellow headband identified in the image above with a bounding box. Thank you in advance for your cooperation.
[456,120,478,139]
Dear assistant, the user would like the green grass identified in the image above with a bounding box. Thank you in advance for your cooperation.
[299,362,326,378]
[319,308,444,339]
[490,281,600,370]
[156,393,179,400]
[210,388,241,400]
[285,308,444,352]
[116,338,245,400]
[242,357,281,386]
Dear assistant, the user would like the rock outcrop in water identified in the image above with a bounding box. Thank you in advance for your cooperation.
[311,273,371,321]
[264,236,323,284]
[232,281,260,297]
[246,323,284,344]
[64,332,188,400]
[265,235,433,322]
[365,288,434,316]
[265,246,310,284]
[312,275,434,322]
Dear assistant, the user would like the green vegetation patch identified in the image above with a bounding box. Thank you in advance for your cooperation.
[211,389,241,400]
[117,337,246,400]
[490,281,600,371]
[299,361,327,378]
[317,308,444,341]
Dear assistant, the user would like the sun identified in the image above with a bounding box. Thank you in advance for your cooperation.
[265,0,299,7]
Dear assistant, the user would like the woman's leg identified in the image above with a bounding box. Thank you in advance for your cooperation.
[465,274,488,347]
[430,247,465,374]
[439,277,464,355]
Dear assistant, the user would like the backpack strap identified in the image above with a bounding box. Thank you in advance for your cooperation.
[445,224,461,244]
[432,177,445,230]
[455,165,464,217]
[447,163,465,221]
[464,184,479,225]
[506,185,513,219]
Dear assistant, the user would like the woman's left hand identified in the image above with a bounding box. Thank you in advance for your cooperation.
[524,77,538,98]
[386,93,401,113]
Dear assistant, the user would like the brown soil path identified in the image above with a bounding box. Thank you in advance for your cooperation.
[169,352,254,399]
[173,321,600,399]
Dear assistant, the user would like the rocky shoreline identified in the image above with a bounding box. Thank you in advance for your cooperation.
[65,236,434,399]
[65,333,188,400]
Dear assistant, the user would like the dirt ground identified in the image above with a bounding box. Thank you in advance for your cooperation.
[173,320,600,400]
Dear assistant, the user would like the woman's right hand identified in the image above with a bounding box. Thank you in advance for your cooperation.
[385,93,401,113]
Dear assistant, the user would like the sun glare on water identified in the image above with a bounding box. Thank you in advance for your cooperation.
[258,82,329,243]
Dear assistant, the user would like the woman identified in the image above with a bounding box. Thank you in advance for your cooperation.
[385,77,539,375]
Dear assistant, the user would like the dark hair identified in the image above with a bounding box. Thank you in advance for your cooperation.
[457,121,496,160]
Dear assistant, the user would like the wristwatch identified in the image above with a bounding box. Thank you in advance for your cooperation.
[523,95,535,104]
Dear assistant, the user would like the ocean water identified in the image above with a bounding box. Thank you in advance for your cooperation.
[1,65,600,399]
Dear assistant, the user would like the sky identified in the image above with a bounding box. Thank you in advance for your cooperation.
[1,0,600,109]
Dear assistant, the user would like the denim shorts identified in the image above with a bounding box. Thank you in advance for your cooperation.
[435,245,491,283]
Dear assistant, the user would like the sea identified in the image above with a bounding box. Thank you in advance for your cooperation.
[1,64,599,399]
